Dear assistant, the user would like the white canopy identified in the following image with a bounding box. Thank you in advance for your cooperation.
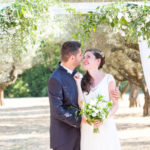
[51,2,150,14]
[139,40,150,94]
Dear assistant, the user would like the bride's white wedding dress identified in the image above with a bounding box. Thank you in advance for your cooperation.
[81,74,121,150]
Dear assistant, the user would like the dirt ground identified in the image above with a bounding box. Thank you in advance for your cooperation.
[0,95,150,150]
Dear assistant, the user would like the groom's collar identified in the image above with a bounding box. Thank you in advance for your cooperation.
[60,63,73,74]
[58,62,77,76]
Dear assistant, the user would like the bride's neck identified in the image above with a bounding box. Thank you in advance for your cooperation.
[88,69,100,80]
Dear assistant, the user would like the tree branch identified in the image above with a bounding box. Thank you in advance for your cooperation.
[124,42,139,51]
[0,64,18,89]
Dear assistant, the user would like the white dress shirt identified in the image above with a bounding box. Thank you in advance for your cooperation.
[60,63,73,74]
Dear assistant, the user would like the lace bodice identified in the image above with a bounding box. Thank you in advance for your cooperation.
[83,74,115,103]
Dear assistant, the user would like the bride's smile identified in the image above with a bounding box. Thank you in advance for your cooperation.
[83,51,101,71]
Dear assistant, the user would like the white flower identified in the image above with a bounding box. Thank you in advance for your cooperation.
[129,8,138,18]
[16,25,21,30]
[92,113,97,117]
[137,26,141,32]
[98,101,106,107]
[132,13,138,20]
[15,20,19,24]
[8,28,16,35]
[145,16,150,23]
[89,105,92,109]
[107,15,112,23]
[124,13,131,22]
[95,109,99,113]
[90,100,97,106]
[92,107,96,111]
[129,8,136,14]
[24,12,33,18]
[120,30,126,37]
[118,12,123,20]
[122,25,127,29]
[140,23,145,28]
[114,28,120,34]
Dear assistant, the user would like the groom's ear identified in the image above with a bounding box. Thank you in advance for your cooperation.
[70,55,75,60]
[67,55,74,63]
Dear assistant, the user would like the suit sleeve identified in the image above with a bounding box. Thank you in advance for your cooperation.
[48,77,81,128]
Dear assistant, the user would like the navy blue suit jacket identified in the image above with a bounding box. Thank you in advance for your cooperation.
[48,64,81,148]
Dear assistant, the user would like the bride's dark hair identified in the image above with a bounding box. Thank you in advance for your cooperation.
[81,48,105,94]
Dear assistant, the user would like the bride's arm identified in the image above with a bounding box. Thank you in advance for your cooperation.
[76,80,84,109]
[74,73,87,124]
[74,73,84,108]
[108,81,120,118]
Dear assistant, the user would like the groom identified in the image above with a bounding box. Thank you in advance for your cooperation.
[48,41,82,150]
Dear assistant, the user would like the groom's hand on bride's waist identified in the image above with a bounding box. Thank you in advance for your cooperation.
[111,88,120,101]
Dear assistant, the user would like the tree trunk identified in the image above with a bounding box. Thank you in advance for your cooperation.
[140,81,150,116]
[0,64,18,106]
[116,81,120,87]
[121,82,129,98]
[0,87,4,106]
[129,83,139,107]
[143,90,150,116]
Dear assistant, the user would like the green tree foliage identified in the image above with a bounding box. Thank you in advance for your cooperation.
[0,0,57,104]
[75,2,150,46]
[5,39,61,97]
[5,65,50,97]
[0,0,56,57]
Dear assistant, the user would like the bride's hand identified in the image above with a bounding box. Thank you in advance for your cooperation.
[81,117,87,124]
[93,120,102,128]
[74,72,82,84]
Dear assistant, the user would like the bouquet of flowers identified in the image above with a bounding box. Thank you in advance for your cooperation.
[80,95,113,133]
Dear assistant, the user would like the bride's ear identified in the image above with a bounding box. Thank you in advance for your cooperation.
[97,58,101,66]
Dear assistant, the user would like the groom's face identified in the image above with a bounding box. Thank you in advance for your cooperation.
[73,48,82,67]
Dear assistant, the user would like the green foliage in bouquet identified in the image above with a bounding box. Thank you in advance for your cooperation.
[80,95,113,133]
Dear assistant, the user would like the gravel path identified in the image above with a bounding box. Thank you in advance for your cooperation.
[0,95,150,150]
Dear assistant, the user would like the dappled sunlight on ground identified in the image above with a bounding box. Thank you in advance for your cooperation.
[0,95,150,150]
[115,94,150,150]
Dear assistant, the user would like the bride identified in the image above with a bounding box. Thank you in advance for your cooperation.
[74,48,121,150]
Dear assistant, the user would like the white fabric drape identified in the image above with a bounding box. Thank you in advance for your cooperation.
[139,40,150,95]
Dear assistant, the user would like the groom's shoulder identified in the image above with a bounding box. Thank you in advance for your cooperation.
[49,68,63,81]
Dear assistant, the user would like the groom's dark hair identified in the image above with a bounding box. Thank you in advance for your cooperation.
[61,41,81,62]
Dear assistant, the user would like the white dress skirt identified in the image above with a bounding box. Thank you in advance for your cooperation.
[81,74,121,150]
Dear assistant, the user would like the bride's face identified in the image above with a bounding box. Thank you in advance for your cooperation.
[83,51,100,71]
